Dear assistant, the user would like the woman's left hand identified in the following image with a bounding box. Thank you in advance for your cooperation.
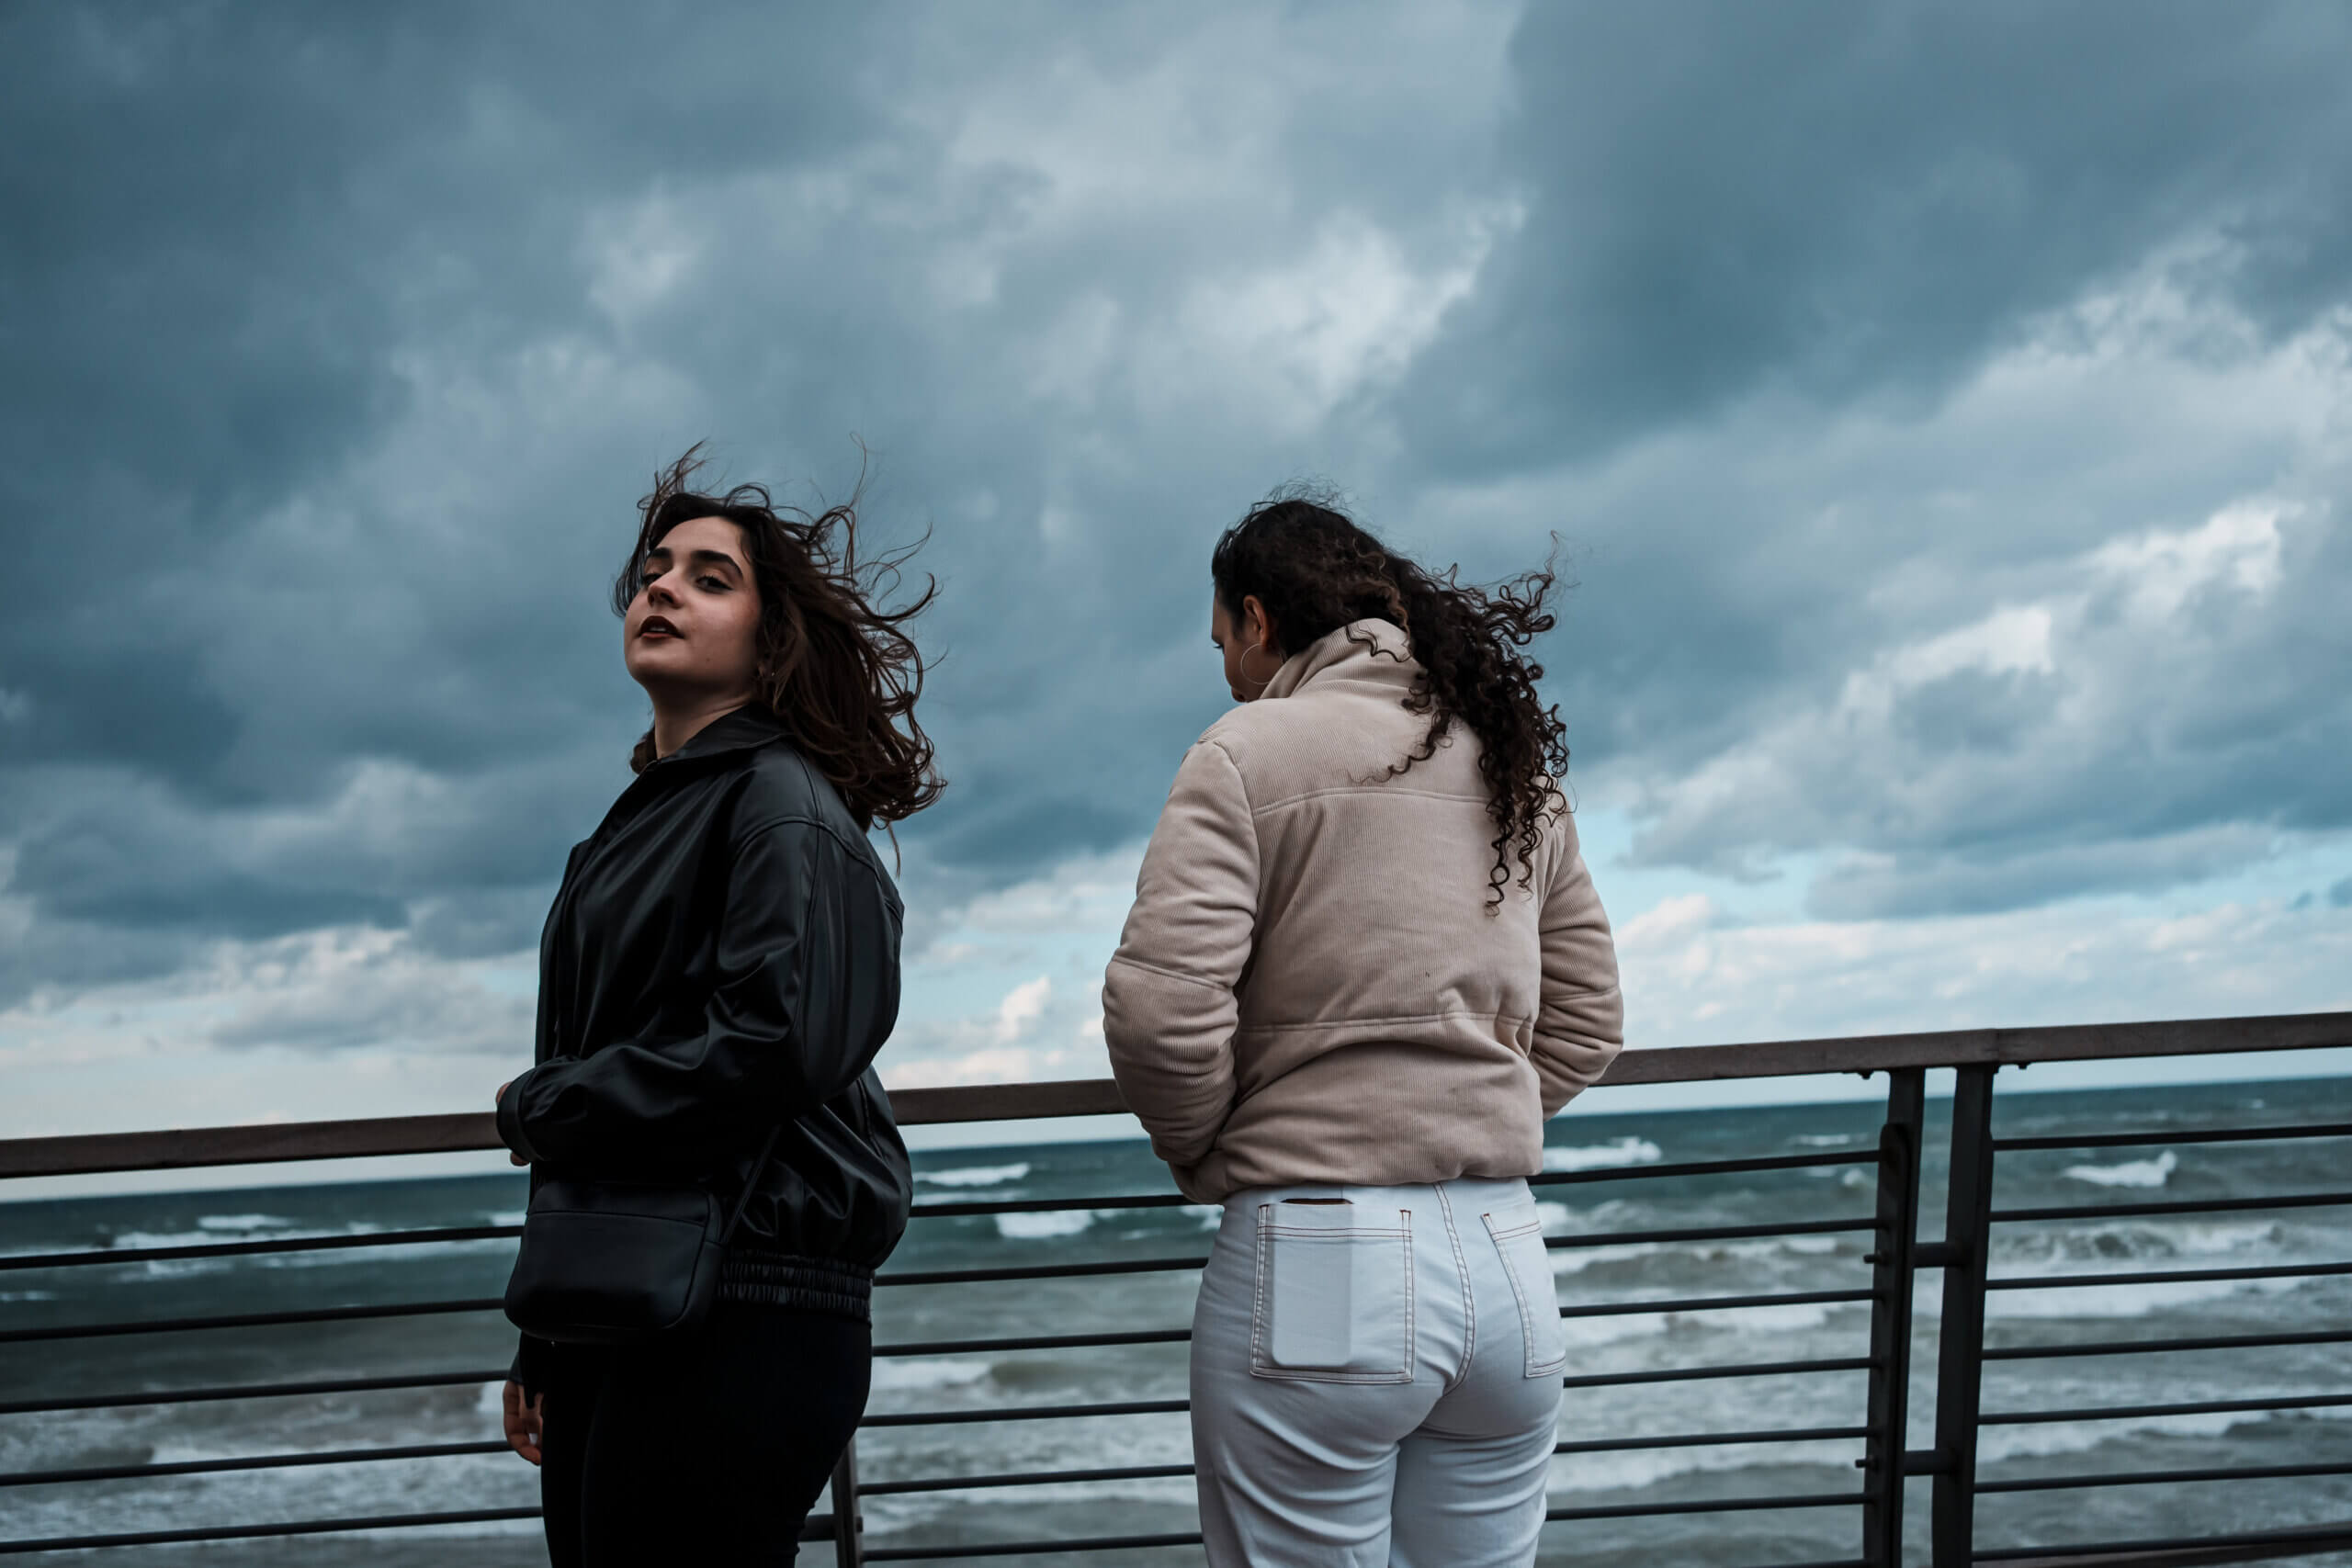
[496,1081,526,1166]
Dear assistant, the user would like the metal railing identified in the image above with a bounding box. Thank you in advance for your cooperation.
[0,1010,2346,1566]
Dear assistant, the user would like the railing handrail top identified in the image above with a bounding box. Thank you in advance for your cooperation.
[2,1010,2344,1181]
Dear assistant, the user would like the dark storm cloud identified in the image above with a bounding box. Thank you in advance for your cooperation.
[3,0,2349,1013]
[1408,0,2352,470]
[0,0,1513,999]
[1392,0,2352,916]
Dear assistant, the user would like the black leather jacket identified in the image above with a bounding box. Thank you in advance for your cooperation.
[498,705,912,1361]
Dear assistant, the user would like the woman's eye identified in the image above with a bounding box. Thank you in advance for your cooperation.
[697,576,728,592]
[638,573,659,590]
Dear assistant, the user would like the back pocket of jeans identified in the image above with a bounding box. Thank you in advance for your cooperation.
[1484,1201,1567,1379]
[1250,1201,1414,1383]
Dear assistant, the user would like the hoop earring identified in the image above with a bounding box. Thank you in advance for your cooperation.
[1238,643,1279,690]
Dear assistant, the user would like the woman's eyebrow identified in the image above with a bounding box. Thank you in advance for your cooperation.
[682,548,743,576]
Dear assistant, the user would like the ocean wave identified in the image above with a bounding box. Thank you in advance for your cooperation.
[1550,1432,1860,1495]
[1549,1232,1849,1278]
[995,1209,1094,1241]
[196,1213,295,1232]
[1543,1137,1664,1173]
[2063,1151,2177,1189]
[1792,1133,1865,1147]
[873,1358,995,1393]
[1984,1273,2310,1321]
[918,1163,1032,1188]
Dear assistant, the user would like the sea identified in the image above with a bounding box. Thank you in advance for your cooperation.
[3,1075,2347,1566]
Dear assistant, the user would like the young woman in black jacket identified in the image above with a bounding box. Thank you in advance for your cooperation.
[493,449,941,1565]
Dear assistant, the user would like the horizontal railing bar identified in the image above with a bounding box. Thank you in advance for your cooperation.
[879,1255,1205,1288]
[0,1368,508,1417]
[0,1296,502,1345]
[1979,1393,2352,1426]
[1995,1121,2352,1152]
[853,1429,1880,1488]
[860,1397,1190,1428]
[910,1192,1193,1219]
[864,1532,1204,1562]
[1559,1287,1874,1319]
[901,1164,1884,1231]
[1976,1459,2352,1494]
[860,1461,1194,1495]
[1531,1149,1880,1187]
[1985,1261,2352,1292]
[1990,1190,2352,1224]
[0,1510,851,1556]
[0,1224,521,1273]
[1555,1424,1870,1455]
[1971,1522,2352,1562]
[1562,1355,1874,1390]
[1544,1489,1869,1522]
[0,1439,511,1488]
[5,1010,2338,1179]
[1550,1217,1876,1250]
[876,1327,1190,1359]
[0,1506,546,1555]
[1984,1328,2352,1361]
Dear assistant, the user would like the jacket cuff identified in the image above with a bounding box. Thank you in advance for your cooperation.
[496,1069,541,1163]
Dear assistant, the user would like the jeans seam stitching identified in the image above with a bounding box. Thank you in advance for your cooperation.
[1434,1184,1474,1384]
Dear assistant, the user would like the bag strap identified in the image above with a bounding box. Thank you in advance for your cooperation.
[718,1124,785,1246]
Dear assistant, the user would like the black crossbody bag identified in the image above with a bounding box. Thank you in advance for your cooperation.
[503,1126,783,1345]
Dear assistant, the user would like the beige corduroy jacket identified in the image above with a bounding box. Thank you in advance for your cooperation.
[1102,619,1623,1203]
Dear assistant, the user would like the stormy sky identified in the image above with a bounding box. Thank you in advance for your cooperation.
[6,0,2350,1146]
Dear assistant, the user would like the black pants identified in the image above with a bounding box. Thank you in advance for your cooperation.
[539,1304,870,1567]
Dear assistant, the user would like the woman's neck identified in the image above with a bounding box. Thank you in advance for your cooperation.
[650,693,755,761]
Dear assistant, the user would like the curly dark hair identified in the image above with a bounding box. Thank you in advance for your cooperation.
[1210,487,1569,908]
[615,446,944,830]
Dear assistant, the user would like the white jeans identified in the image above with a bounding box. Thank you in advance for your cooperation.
[1191,1177,1566,1567]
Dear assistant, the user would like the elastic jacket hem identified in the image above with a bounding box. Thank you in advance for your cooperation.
[718,1249,874,1322]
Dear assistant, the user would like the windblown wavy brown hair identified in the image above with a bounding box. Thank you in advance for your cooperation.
[615,446,944,830]
[1210,486,1569,908]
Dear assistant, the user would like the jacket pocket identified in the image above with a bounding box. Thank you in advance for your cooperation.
[1484,1201,1567,1379]
[1250,1201,1414,1383]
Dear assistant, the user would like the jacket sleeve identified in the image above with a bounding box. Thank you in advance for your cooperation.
[496,817,901,1169]
[1531,813,1624,1116]
[1101,739,1259,1169]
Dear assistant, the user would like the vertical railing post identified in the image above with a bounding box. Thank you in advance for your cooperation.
[831,1434,864,1568]
[1930,1065,1998,1568]
[1861,1066,1925,1567]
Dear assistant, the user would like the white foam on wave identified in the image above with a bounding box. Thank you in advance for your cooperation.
[1543,1138,1663,1173]
[1550,1231,1844,1279]
[1792,1133,1864,1147]
[197,1213,294,1232]
[995,1209,1094,1240]
[1552,1430,1860,1495]
[485,1210,527,1226]
[1184,1203,1223,1231]
[2064,1150,2177,1188]
[0,1290,55,1302]
[917,1163,1032,1188]
[872,1358,995,1393]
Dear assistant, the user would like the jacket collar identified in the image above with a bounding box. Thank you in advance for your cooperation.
[1261,618,1414,701]
[647,704,788,772]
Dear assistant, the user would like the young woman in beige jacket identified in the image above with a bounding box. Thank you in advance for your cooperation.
[1103,492,1623,1567]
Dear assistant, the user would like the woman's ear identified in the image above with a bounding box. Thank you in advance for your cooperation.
[1244,594,1278,655]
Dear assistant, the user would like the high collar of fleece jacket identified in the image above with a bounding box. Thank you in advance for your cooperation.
[1261,618,1414,701]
